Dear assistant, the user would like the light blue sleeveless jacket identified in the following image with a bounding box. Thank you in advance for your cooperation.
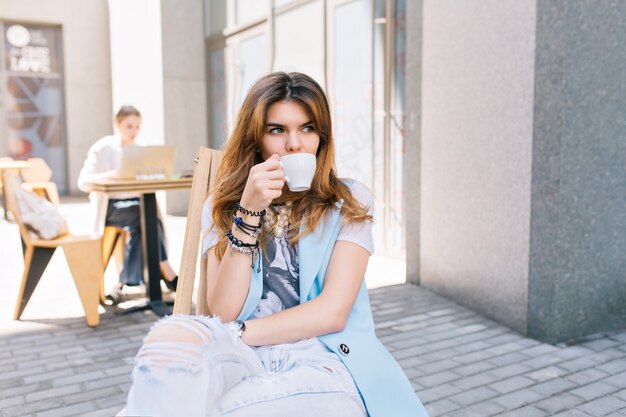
[236,190,429,417]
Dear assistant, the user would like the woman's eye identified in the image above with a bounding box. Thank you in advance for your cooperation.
[303,125,315,133]
[269,127,284,134]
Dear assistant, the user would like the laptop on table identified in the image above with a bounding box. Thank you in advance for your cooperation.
[117,145,177,180]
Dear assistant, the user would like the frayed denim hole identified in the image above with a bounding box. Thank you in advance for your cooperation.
[134,342,205,382]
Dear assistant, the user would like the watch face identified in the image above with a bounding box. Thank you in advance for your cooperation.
[235,320,246,332]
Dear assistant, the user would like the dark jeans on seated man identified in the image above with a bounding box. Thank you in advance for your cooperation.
[105,198,168,286]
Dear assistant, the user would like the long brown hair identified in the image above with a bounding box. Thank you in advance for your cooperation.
[212,72,372,260]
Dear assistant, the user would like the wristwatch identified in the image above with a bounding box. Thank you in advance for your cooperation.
[234,320,246,338]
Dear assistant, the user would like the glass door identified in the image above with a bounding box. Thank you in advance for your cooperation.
[329,0,406,258]
[0,22,68,193]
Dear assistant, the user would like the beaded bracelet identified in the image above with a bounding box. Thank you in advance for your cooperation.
[226,230,258,248]
[233,215,261,238]
[235,202,266,217]
[225,230,260,271]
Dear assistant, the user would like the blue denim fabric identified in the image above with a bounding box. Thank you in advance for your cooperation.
[105,198,168,285]
[124,316,367,417]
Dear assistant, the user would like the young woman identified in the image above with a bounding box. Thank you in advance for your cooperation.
[123,73,428,417]
[77,106,178,302]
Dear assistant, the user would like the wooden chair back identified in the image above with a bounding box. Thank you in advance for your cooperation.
[20,157,53,182]
[4,172,41,246]
[173,147,223,316]
[4,171,103,327]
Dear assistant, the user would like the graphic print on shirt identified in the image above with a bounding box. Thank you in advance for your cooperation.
[255,236,300,318]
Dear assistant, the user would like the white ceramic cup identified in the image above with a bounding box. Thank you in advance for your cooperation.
[279,153,316,192]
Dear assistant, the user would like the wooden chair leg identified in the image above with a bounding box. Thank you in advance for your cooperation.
[14,246,56,320]
[113,231,126,274]
[101,226,122,302]
[63,240,103,327]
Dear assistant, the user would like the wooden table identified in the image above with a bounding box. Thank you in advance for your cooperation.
[0,160,30,221]
[86,177,192,316]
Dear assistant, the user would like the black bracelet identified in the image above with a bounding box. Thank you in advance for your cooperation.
[235,202,266,217]
[226,230,259,248]
[232,216,261,238]
[233,215,261,230]
[234,222,260,238]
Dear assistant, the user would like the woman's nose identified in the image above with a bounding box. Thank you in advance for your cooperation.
[286,133,302,152]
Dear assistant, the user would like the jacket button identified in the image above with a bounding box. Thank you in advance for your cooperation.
[339,343,350,355]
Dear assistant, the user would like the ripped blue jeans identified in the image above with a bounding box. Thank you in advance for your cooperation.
[124,315,367,417]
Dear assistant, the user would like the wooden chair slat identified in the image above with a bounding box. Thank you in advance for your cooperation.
[173,147,223,316]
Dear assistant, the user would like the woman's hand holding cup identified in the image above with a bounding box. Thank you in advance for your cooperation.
[240,153,285,214]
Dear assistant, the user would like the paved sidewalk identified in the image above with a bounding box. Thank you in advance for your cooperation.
[1,198,625,417]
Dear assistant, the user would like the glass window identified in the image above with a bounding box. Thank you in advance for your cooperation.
[274,0,299,8]
[236,33,268,110]
[274,0,325,86]
[236,0,269,26]
[332,0,373,189]
[390,0,406,253]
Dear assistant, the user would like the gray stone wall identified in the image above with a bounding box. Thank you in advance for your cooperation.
[161,0,208,215]
[408,0,626,343]
[418,0,537,335]
[529,0,626,342]
[405,0,422,285]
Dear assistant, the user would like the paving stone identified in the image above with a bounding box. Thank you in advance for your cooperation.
[490,352,533,367]
[489,364,534,379]
[520,344,560,357]
[452,372,501,390]
[495,405,547,416]
[588,349,626,363]
[582,338,622,351]
[2,397,65,417]
[454,349,496,364]
[576,396,626,416]
[485,342,529,356]
[63,386,121,406]
[566,368,611,385]
[597,359,626,375]
[491,389,546,410]
[424,398,462,416]
[522,354,567,370]
[22,368,75,384]
[552,410,593,416]
[418,358,462,374]
[0,395,25,410]
[455,361,496,376]
[452,340,493,354]
[447,400,506,416]
[614,389,626,401]
[489,375,536,394]
[416,383,463,404]
[418,370,461,388]
[524,366,569,382]
[529,377,578,396]
[81,405,127,417]
[36,401,95,417]
[604,371,626,388]
[449,386,500,406]
[559,357,602,373]
[570,381,621,401]
[25,384,82,403]
[51,370,106,387]
[534,392,585,414]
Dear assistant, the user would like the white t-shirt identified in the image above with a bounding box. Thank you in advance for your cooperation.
[201,180,375,320]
